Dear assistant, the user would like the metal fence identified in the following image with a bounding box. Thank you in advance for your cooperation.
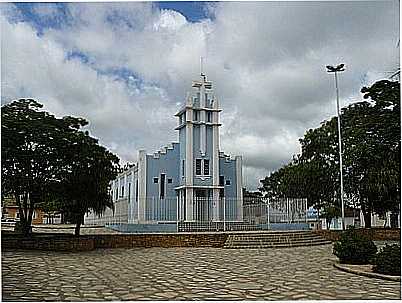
[84,199,128,225]
[243,197,308,225]
[85,196,308,231]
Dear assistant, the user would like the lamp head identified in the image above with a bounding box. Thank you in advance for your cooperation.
[326,64,345,73]
[326,65,336,72]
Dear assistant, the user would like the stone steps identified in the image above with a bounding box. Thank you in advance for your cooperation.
[232,233,319,239]
[225,237,329,245]
[223,231,332,249]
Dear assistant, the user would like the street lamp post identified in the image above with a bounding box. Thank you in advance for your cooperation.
[326,63,346,230]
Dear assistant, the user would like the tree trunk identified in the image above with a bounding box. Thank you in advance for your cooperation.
[363,211,372,228]
[75,213,85,236]
[74,221,81,236]
[14,192,31,236]
[27,199,34,228]
[316,207,321,229]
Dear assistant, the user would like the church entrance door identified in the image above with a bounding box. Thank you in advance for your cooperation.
[194,189,212,221]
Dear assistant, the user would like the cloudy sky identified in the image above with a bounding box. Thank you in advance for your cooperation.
[1,1,399,190]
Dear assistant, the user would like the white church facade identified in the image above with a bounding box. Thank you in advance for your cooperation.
[85,73,243,225]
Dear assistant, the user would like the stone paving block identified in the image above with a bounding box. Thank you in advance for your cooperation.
[2,245,401,301]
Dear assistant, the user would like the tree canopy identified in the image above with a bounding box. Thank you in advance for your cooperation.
[259,80,400,228]
[1,99,120,235]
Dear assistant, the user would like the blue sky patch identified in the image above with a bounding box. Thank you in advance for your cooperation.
[156,1,214,22]
[12,2,71,36]
[65,50,92,65]
[10,2,213,37]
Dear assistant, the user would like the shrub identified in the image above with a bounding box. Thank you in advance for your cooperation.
[333,226,377,264]
[373,244,401,276]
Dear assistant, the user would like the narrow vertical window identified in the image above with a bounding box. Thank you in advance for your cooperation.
[219,176,225,197]
[194,110,199,121]
[219,176,224,186]
[128,183,131,202]
[195,159,202,175]
[182,159,185,176]
[121,186,124,197]
[207,112,212,122]
[116,188,118,200]
[160,174,165,199]
[135,180,138,202]
[204,159,210,175]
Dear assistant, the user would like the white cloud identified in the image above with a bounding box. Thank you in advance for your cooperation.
[1,1,399,190]
[153,9,187,31]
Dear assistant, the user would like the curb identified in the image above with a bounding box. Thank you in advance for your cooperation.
[333,263,401,282]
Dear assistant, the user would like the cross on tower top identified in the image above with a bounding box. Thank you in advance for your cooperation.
[192,60,212,89]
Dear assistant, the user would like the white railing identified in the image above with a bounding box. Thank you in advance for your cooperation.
[243,197,308,225]
[84,196,308,231]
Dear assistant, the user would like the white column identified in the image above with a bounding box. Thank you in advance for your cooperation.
[212,97,220,221]
[185,106,194,221]
[186,188,194,221]
[130,172,134,223]
[123,173,128,224]
[138,150,147,223]
[200,83,206,155]
[235,155,243,221]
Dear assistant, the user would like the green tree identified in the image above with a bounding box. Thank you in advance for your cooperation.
[321,203,341,229]
[1,99,119,235]
[259,80,400,228]
[342,80,400,227]
[298,117,340,213]
[55,130,119,236]
[260,154,337,218]
[2,99,88,234]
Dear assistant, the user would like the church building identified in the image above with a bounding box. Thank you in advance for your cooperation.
[85,73,243,225]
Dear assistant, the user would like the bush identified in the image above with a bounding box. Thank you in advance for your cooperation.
[373,244,401,276]
[333,227,377,264]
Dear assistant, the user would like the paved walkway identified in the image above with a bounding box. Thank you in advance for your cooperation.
[2,244,400,301]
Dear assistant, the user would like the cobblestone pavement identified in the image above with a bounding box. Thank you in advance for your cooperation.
[2,245,401,301]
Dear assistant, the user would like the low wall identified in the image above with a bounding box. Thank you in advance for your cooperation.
[92,233,228,249]
[314,228,401,242]
[1,232,228,252]
[107,223,178,233]
[268,223,310,230]
[2,234,95,252]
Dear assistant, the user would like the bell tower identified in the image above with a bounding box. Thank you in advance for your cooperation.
[175,72,222,221]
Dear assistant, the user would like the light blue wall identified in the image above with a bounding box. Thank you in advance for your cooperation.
[219,157,237,198]
[220,157,238,220]
[145,143,180,199]
[192,124,214,186]
[193,125,200,157]
[206,127,213,155]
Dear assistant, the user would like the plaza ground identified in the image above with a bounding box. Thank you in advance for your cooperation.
[2,244,400,301]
